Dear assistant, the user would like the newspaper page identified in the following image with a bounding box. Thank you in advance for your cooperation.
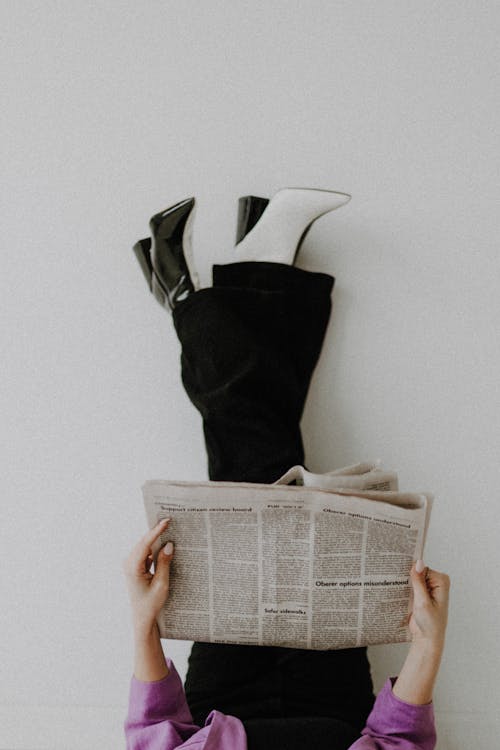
[142,469,432,650]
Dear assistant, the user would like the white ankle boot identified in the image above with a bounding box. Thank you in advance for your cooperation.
[235,187,351,264]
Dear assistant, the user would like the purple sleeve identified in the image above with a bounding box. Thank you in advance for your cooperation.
[348,677,437,750]
[124,658,202,750]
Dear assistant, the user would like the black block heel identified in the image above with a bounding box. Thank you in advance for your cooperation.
[133,238,153,289]
[235,195,269,244]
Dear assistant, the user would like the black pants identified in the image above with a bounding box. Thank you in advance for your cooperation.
[171,262,375,748]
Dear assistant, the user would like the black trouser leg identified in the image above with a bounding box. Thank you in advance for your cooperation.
[171,262,374,739]
[172,263,334,483]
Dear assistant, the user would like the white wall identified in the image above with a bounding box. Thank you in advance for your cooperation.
[2,1,499,748]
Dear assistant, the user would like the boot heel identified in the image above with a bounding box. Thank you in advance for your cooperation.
[151,271,167,307]
[133,238,153,289]
[133,236,169,307]
[235,196,269,244]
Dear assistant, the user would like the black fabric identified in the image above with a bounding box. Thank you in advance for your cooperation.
[172,262,334,483]
[184,641,375,738]
[170,261,375,745]
[243,716,360,750]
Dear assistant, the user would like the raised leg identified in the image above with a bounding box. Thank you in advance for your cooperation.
[172,262,334,482]
[170,261,374,736]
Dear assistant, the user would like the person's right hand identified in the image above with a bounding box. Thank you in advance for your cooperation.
[408,561,450,649]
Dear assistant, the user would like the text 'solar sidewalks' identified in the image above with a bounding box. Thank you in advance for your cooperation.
[142,461,432,650]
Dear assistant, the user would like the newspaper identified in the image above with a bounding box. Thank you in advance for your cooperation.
[142,461,433,650]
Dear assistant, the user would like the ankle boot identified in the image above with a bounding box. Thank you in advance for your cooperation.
[235,188,351,265]
[133,197,199,311]
[235,195,269,243]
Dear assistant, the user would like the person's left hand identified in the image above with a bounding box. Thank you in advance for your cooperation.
[122,518,175,633]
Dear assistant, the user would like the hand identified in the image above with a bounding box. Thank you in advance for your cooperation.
[408,561,450,649]
[122,518,175,635]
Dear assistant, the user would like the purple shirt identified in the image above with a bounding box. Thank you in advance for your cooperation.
[125,657,436,749]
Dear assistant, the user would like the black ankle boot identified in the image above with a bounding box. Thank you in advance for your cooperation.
[235,195,269,244]
[133,197,197,311]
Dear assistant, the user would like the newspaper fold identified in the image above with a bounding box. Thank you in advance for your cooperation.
[142,461,433,650]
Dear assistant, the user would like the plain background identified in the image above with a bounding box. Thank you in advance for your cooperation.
[2,1,499,748]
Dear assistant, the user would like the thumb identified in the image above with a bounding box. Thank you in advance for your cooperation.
[410,560,430,606]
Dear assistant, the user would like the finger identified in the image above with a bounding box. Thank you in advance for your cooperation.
[143,517,172,546]
[153,541,174,588]
[424,569,451,605]
[129,518,171,570]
